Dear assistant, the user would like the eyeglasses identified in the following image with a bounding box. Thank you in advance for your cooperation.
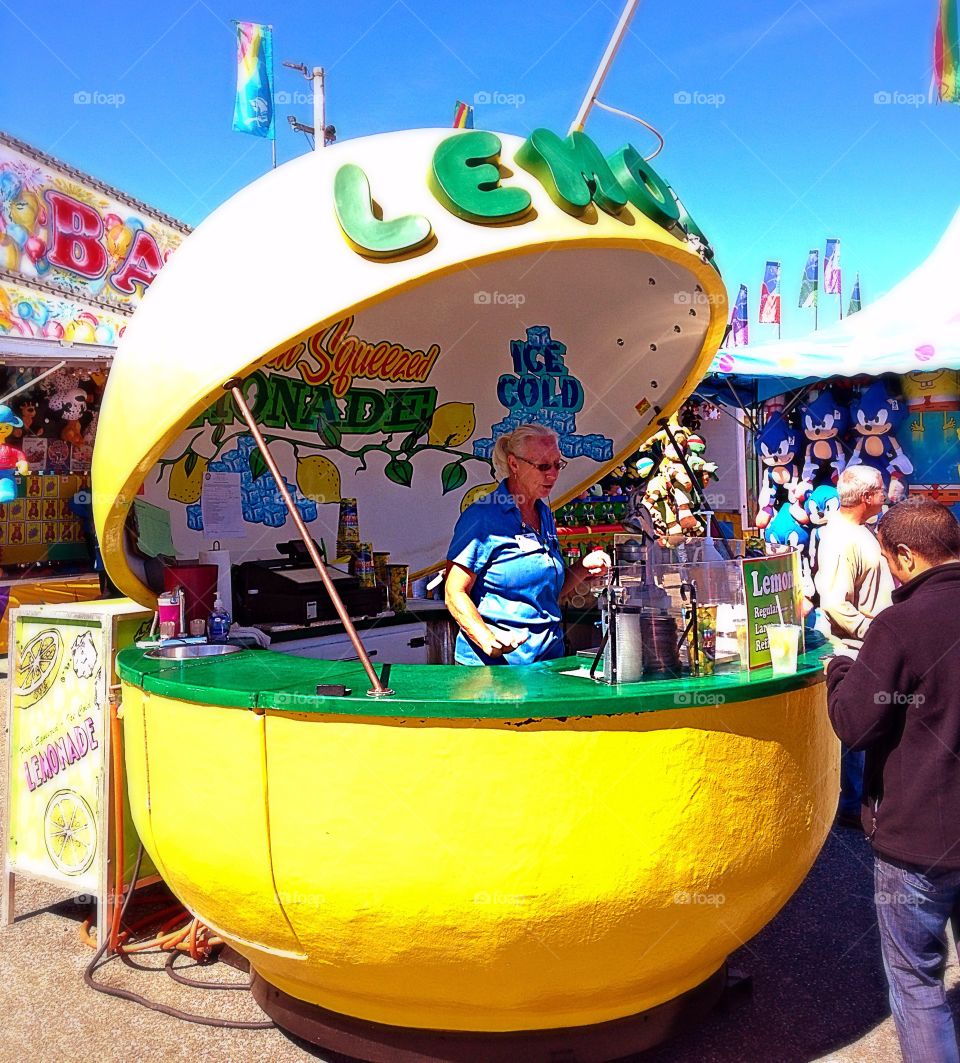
[514,455,568,473]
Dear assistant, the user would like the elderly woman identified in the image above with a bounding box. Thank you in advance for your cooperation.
[445,424,610,665]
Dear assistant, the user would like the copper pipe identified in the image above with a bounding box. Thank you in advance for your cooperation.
[226,380,393,697]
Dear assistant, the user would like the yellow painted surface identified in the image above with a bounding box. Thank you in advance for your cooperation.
[120,680,837,1031]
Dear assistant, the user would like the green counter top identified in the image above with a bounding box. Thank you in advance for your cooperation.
[116,642,831,720]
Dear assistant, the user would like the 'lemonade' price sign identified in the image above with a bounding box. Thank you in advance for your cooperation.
[741,550,804,670]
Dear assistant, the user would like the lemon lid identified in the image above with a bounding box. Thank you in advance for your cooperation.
[93,128,726,606]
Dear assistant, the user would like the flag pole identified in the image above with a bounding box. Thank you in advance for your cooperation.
[568,0,642,133]
[269,23,277,169]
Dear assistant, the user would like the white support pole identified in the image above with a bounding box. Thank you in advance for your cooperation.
[568,0,642,135]
[313,67,326,148]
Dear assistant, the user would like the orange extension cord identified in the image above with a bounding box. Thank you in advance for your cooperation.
[79,697,222,963]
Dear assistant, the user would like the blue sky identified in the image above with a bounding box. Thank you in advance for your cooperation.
[5,0,956,343]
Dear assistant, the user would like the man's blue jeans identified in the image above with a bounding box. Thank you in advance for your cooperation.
[839,745,864,814]
[874,855,960,1062]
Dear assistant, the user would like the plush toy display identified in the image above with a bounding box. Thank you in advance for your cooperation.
[0,404,30,503]
[847,380,913,487]
[755,413,807,531]
[799,391,848,487]
[803,483,840,578]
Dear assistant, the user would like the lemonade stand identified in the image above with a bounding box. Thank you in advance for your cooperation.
[90,126,838,1059]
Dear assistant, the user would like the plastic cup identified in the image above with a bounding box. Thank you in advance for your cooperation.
[157,592,179,628]
[766,623,800,675]
[373,552,390,585]
[735,619,750,669]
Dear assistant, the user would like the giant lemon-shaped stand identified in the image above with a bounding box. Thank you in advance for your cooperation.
[117,650,836,1058]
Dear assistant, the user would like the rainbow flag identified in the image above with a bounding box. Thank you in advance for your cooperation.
[935,0,960,103]
[759,261,781,324]
[233,21,275,139]
[847,274,862,315]
[824,238,841,295]
[453,100,474,128]
[729,284,749,346]
[798,249,819,308]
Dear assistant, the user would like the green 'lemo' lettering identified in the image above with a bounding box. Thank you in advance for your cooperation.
[333,163,433,257]
[606,144,680,230]
[514,129,628,216]
[429,131,531,222]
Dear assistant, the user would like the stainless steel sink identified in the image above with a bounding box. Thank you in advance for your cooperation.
[146,643,243,660]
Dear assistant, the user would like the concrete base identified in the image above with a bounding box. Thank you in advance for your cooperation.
[250,965,733,1062]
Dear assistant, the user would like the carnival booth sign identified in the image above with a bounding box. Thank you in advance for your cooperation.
[2,600,154,949]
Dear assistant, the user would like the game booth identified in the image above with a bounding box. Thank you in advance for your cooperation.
[0,131,189,652]
[6,126,838,1060]
[705,206,960,605]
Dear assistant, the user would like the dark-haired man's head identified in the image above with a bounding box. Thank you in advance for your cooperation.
[877,497,960,583]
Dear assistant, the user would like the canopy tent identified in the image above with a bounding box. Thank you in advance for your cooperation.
[703,206,960,400]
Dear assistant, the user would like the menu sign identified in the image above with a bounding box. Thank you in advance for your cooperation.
[741,550,803,670]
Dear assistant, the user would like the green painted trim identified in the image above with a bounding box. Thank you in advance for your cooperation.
[333,163,433,258]
[429,131,532,223]
[117,645,828,721]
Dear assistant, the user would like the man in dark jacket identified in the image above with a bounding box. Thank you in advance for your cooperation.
[827,497,960,1063]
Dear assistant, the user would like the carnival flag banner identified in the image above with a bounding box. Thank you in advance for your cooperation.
[935,0,960,103]
[799,249,819,308]
[824,238,842,295]
[730,284,749,346]
[759,261,782,324]
[452,101,474,128]
[232,21,276,139]
[848,274,862,315]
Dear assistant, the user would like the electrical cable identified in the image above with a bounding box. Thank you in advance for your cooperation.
[164,951,252,991]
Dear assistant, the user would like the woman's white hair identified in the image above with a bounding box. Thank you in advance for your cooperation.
[837,464,883,506]
[491,424,559,480]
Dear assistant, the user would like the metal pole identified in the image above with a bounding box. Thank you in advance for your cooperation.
[568,0,642,134]
[313,67,325,148]
[0,360,66,406]
[225,378,393,696]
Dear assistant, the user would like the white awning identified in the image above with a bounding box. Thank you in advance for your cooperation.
[0,335,114,366]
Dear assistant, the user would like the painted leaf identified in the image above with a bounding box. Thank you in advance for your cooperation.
[211,422,225,446]
[385,457,414,487]
[318,420,342,448]
[440,461,467,494]
[249,450,269,480]
[184,452,198,477]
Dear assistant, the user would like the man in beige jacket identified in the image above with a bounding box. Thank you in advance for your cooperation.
[815,465,894,826]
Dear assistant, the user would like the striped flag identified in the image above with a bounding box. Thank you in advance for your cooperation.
[729,284,749,346]
[799,249,819,308]
[232,22,275,139]
[935,0,960,103]
[824,238,842,295]
[452,101,474,128]
[759,261,782,324]
[847,274,862,315]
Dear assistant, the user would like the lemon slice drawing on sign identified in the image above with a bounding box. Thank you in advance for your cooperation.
[44,789,97,877]
[14,628,64,706]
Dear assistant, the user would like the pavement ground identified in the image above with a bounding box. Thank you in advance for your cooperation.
[2,666,957,1063]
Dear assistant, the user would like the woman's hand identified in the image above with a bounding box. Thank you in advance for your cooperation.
[581,549,611,578]
[477,625,529,658]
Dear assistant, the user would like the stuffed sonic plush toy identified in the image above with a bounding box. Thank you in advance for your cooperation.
[755,413,808,532]
[847,380,913,487]
[799,391,848,487]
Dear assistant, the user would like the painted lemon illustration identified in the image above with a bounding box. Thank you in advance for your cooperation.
[44,789,96,876]
[168,453,208,504]
[460,481,498,512]
[427,402,476,447]
[14,628,64,705]
[296,454,342,504]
